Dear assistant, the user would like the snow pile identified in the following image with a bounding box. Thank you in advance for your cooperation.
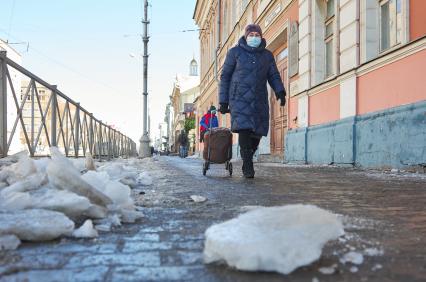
[203,204,344,275]
[0,147,144,246]
[97,160,153,187]
[47,148,112,207]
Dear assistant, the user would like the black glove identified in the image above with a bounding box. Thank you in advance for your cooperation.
[219,103,229,114]
[276,91,286,107]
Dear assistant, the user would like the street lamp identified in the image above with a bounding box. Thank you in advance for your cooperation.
[139,0,151,158]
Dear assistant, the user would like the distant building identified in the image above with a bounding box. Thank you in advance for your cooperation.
[170,59,200,153]
[20,81,67,155]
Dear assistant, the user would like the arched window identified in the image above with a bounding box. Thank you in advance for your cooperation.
[190,59,198,76]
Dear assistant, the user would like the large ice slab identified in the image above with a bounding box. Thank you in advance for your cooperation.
[0,209,74,241]
[203,204,344,275]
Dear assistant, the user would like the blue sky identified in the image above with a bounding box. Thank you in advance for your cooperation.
[0,0,200,143]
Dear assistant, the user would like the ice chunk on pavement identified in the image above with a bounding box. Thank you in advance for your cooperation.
[364,247,384,256]
[340,251,364,265]
[0,234,21,250]
[312,278,319,282]
[70,158,86,172]
[0,173,47,196]
[85,153,96,171]
[82,171,134,209]
[137,171,153,186]
[120,210,144,223]
[95,223,111,232]
[47,147,112,207]
[0,209,74,241]
[0,191,32,210]
[94,214,121,231]
[0,152,37,184]
[33,158,51,174]
[72,220,98,238]
[350,266,359,273]
[190,195,207,203]
[83,204,108,219]
[98,163,139,181]
[203,204,344,275]
[318,264,337,275]
[30,187,92,218]
[372,264,383,271]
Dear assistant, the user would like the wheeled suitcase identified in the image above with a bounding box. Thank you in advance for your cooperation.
[202,127,233,176]
[203,127,232,163]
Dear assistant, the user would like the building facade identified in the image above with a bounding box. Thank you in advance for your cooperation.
[285,0,426,168]
[194,0,426,168]
[193,0,299,160]
[20,81,67,155]
[170,59,200,154]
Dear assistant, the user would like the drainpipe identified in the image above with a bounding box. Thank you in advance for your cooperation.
[355,0,360,67]
[214,0,221,82]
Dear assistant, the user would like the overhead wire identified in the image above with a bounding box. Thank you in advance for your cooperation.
[0,27,121,93]
[7,0,17,42]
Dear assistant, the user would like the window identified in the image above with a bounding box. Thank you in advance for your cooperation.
[379,0,402,52]
[324,0,335,78]
[277,48,288,61]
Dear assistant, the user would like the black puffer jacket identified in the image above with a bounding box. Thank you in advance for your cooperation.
[219,36,285,136]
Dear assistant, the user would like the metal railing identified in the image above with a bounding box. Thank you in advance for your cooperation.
[0,51,138,159]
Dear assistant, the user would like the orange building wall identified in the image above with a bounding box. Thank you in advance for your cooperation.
[357,48,426,115]
[288,96,298,129]
[410,0,426,41]
[308,86,340,126]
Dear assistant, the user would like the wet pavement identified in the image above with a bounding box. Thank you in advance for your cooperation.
[1,156,426,282]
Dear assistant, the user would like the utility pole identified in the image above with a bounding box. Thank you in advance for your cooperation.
[139,0,151,158]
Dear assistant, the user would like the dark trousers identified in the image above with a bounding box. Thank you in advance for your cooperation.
[238,130,261,153]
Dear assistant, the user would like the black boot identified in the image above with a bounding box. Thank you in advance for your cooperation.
[240,148,255,178]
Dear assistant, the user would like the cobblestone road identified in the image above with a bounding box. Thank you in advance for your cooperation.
[1,156,425,282]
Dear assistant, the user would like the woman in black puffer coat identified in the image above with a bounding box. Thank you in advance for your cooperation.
[219,24,286,178]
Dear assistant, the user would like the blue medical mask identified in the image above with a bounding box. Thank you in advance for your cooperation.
[246,36,261,48]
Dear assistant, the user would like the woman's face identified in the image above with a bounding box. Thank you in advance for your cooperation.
[247,31,261,38]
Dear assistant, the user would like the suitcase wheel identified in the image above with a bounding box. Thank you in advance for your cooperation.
[203,162,209,176]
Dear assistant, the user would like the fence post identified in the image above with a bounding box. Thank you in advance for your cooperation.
[0,51,7,158]
[30,82,35,156]
[98,121,103,160]
[89,113,94,156]
[50,85,57,147]
[74,103,80,158]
